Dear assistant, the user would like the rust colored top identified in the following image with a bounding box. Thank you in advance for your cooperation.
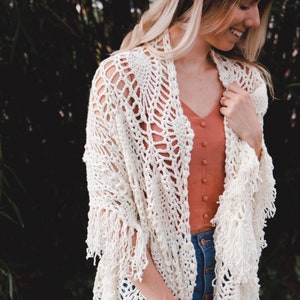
[181,100,225,233]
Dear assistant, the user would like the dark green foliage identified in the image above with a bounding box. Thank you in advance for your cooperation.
[259,2,300,299]
[0,0,299,299]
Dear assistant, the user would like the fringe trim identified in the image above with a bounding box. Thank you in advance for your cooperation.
[211,139,273,299]
[86,206,149,283]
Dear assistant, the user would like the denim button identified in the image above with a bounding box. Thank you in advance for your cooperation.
[200,238,207,246]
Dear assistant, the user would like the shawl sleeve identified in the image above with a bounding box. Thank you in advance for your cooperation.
[211,63,276,299]
[252,79,277,249]
[82,58,148,294]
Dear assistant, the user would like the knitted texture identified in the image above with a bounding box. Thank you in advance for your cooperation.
[83,32,276,300]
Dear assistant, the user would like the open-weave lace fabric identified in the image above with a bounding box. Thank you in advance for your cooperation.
[83,32,276,300]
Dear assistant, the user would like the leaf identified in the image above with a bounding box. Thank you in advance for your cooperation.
[5,193,24,228]
[288,83,300,88]
[8,270,14,299]
[0,211,18,225]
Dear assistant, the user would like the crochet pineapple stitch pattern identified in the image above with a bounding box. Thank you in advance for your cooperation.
[83,32,276,300]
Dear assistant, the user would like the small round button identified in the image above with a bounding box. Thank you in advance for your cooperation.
[200,238,207,246]
[201,178,208,184]
[202,195,209,202]
[203,213,209,219]
[201,141,208,147]
[200,121,206,127]
[201,159,208,166]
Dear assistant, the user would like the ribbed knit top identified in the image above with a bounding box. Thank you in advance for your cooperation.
[181,100,225,232]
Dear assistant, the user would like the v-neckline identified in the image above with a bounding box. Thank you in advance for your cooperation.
[180,96,222,119]
[162,30,226,121]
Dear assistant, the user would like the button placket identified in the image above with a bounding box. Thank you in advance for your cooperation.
[200,120,209,217]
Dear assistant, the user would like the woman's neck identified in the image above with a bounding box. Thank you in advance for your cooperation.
[169,25,214,73]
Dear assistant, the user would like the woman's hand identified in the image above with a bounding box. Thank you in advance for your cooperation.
[220,81,262,159]
[130,248,176,300]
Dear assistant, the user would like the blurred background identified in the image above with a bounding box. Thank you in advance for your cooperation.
[0,0,299,299]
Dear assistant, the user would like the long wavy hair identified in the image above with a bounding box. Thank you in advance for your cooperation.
[119,0,274,94]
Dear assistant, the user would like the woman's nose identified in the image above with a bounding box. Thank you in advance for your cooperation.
[245,6,261,28]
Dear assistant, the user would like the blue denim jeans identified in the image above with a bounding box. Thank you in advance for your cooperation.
[191,229,216,300]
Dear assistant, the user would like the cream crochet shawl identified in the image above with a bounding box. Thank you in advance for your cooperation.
[83,32,276,300]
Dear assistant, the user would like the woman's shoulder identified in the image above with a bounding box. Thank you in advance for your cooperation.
[212,51,269,114]
[211,51,265,92]
[100,47,152,72]
[92,46,157,90]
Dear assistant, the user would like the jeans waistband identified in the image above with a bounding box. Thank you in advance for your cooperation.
[191,229,215,250]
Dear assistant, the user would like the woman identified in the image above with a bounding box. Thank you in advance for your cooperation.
[83,0,276,299]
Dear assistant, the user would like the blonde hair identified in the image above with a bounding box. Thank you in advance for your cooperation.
[119,0,274,95]
[119,0,202,59]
